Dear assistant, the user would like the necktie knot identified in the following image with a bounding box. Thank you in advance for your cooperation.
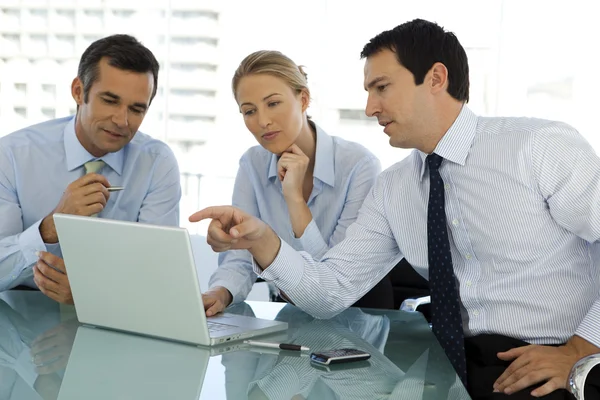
[426,153,444,171]
[83,160,106,218]
[84,160,105,175]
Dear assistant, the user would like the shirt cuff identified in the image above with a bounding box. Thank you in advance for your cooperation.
[209,279,245,305]
[296,219,328,260]
[251,239,304,294]
[18,218,48,268]
[575,299,600,348]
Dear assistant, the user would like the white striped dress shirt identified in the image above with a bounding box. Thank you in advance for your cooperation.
[257,106,600,349]
[210,122,381,303]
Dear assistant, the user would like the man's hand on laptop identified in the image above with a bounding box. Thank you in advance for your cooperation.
[189,206,281,270]
[202,286,233,316]
[39,173,111,243]
[33,251,74,304]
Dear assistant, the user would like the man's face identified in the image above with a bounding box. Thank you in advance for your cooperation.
[72,57,154,157]
[364,49,429,149]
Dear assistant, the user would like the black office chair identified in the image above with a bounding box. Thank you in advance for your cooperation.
[12,285,38,291]
[390,258,431,321]
[350,271,394,309]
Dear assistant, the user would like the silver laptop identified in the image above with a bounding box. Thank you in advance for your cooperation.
[58,325,211,400]
[53,213,287,346]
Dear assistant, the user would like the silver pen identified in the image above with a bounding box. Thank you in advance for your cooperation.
[107,186,124,192]
[244,340,309,351]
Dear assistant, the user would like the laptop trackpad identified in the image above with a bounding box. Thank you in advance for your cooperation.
[206,314,248,338]
[206,319,237,334]
[207,313,281,338]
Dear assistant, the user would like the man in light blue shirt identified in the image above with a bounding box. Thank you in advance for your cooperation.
[0,34,181,304]
[192,20,599,399]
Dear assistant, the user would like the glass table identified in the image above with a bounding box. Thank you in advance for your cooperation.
[0,290,470,399]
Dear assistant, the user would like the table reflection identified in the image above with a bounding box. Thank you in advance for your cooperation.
[0,291,469,400]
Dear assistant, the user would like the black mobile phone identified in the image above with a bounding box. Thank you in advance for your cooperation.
[309,348,371,365]
[310,359,371,372]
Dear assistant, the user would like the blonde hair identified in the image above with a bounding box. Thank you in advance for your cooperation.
[232,50,310,102]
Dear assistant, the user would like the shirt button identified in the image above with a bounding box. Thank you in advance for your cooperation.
[473,310,480,316]
[444,184,450,190]
[466,281,472,287]
[452,219,459,226]
[465,253,472,260]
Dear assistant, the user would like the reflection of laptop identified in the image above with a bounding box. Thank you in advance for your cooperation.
[57,326,211,400]
[54,214,287,346]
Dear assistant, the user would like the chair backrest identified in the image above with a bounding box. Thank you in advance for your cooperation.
[390,259,431,320]
[351,271,395,310]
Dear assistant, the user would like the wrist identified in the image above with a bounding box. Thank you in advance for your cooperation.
[249,227,281,270]
[283,190,304,204]
[39,215,58,244]
[566,335,600,359]
[217,286,233,307]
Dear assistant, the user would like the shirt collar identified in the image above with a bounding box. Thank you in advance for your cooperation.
[418,105,478,181]
[63,117,125,175]
[267,122,336,187]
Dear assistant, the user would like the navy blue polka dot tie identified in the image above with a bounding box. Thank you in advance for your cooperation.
[426,153,468,387]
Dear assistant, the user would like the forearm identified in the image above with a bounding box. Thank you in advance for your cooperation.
[258,241,360,319]
[297,219,329,260]
[0,219,48,291]
[254,177,401,318]
[255,237,401,319]
[287,199,330,259]
[210,250,258,304]
[286,198,313,238]
[0,249,34,290]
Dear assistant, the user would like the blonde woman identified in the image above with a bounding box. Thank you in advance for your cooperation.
[200,50,393,315]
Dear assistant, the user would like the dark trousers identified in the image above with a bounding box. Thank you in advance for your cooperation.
[465,335,575,400]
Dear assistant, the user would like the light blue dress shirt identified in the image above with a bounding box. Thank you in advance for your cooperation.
[209,123,381,303]
[0,116,181,291]
[258,106,600,349]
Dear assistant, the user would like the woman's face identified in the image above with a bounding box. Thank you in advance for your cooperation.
[236,73,309,155]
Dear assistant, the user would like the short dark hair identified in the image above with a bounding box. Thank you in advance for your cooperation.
[360,19,469,102]
[77,34,160,104]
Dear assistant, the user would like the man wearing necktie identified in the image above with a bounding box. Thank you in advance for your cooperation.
[0,35,181,305]
[190,19,600,400]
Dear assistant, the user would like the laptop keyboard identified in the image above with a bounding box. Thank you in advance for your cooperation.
[207,320,236,332]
